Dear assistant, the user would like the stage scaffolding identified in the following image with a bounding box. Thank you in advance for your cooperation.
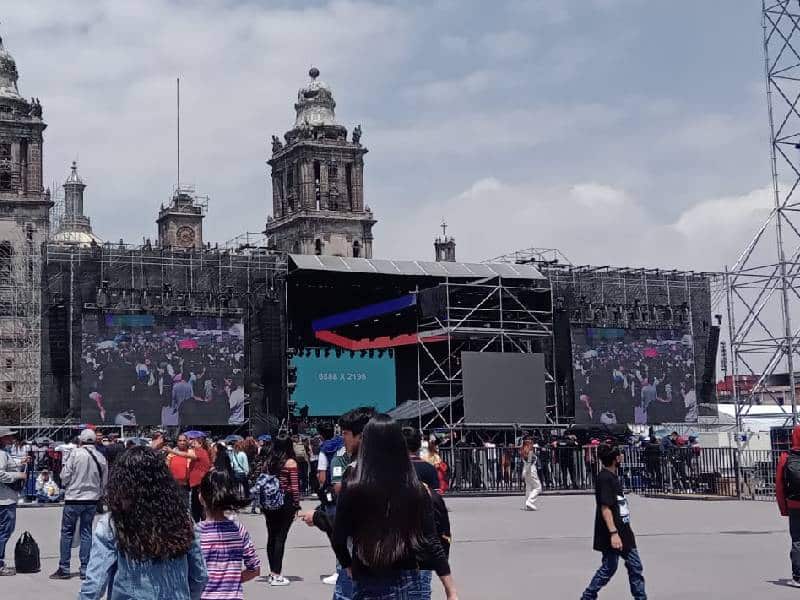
[415,276,554,431]
[40,242,288,429]
[723,1,800,430]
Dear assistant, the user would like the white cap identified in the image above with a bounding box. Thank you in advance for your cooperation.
[79,429,96,444]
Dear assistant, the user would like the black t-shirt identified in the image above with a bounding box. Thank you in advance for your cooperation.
[592,468,636,552]
[411,457,440,491]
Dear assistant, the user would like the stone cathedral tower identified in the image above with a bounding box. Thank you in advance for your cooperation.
[0,33,50,419]
[0,35,50,224]
[265,68,375,258]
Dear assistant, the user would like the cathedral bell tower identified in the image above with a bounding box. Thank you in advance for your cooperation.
[265,68,375,258]
[0,34,50,222]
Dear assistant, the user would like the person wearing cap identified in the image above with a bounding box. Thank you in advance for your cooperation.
[50,428,108,581]
[0,427,28,576]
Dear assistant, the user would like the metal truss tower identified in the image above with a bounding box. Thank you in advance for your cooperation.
[725,0,800,428]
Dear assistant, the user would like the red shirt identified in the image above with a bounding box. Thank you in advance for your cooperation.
[188,447,211,488]
[169,455,190,486]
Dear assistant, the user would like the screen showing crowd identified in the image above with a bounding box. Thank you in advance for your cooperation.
[571,327,698,425]
[81,313,247,426]
[291,348,397,416]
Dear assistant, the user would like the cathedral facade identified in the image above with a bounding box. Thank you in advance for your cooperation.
[265,68,375,258]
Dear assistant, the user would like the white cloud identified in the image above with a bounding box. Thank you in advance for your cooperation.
[404,70,494,104]
[440,35,470,55]
[5,0,414,244]
[379,177,774,273]
[372,103,621,158]
[0,0,774,285]
[481,30,532,59]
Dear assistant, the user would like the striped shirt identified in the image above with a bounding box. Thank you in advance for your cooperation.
[198,518,260,600]
[278,465,301,510]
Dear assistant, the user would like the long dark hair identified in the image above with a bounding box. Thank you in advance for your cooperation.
[106,446,194,560]
[267,433,295,475]
[348,414,425,568]
[199,469,249,513]
[213,442,234,476]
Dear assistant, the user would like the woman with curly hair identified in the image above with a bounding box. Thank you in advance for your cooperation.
[78,446,208,599]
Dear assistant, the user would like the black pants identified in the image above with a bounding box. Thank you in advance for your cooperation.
[789,509,800,579]
[264,505,295,574]
[297,460,308,495]
[190,486,204,523]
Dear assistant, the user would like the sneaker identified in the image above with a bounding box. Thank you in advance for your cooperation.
[0,566,16,576]
[322,572,338,585]
[49,568,71,580]
[269,575,290,587]
[789,578,800,588]
[525,504,538,511]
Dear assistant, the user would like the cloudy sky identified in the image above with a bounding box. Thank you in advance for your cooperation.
[4,0,775,269]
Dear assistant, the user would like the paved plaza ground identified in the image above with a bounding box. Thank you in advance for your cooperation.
[2,493,797,599]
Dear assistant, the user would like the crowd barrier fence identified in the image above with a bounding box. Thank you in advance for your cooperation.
[6,444,786,503]
[438,446,784,501]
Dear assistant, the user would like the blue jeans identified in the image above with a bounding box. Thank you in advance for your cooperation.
[59,504,96,573]
[333,563,354,600]
[419,570,432,597]
[0,504,16,568]
[789,509,800,579]
[582,548,647,599]
[352,570,428,600]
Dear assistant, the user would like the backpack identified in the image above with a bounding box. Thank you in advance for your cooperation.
[250,473,284,511]
[419,484,452,563]
[429,489,452,557]
[785,451,800,500]
[14,531,40,573]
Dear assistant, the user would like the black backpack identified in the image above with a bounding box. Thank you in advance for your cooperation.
[785,451,800,500]
[429,489,452,558]
[14,531,40,573]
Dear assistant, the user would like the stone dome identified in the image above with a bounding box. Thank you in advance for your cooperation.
[0,36,23,102]
[50,229,103,247]
[294,67,337,128]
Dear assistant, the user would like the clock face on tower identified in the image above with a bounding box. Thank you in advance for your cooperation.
[177,226,196,248]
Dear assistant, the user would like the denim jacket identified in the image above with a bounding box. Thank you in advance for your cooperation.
[78,514,208,600]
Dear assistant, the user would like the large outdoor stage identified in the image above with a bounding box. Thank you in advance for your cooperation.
[38,244,715,432]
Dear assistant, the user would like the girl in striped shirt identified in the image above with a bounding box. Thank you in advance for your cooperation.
[198,470,261,600]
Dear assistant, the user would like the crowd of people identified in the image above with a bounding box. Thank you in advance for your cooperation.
[0,412,460,600]
[81,320,246,427]
[572,331,698,425]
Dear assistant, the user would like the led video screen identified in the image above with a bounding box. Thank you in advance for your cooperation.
[81,313,246,426]
[462,352,547,425]
[291,349,396,416]
[571,327,697,425]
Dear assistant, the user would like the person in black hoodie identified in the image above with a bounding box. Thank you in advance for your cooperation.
[332,414,458,600]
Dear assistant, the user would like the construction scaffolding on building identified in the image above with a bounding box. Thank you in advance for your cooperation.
[724,1,800,430]
[0,219,44,424]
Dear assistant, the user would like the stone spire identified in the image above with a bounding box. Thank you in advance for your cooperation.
[434,220,456,262]
[52,161,101,246]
